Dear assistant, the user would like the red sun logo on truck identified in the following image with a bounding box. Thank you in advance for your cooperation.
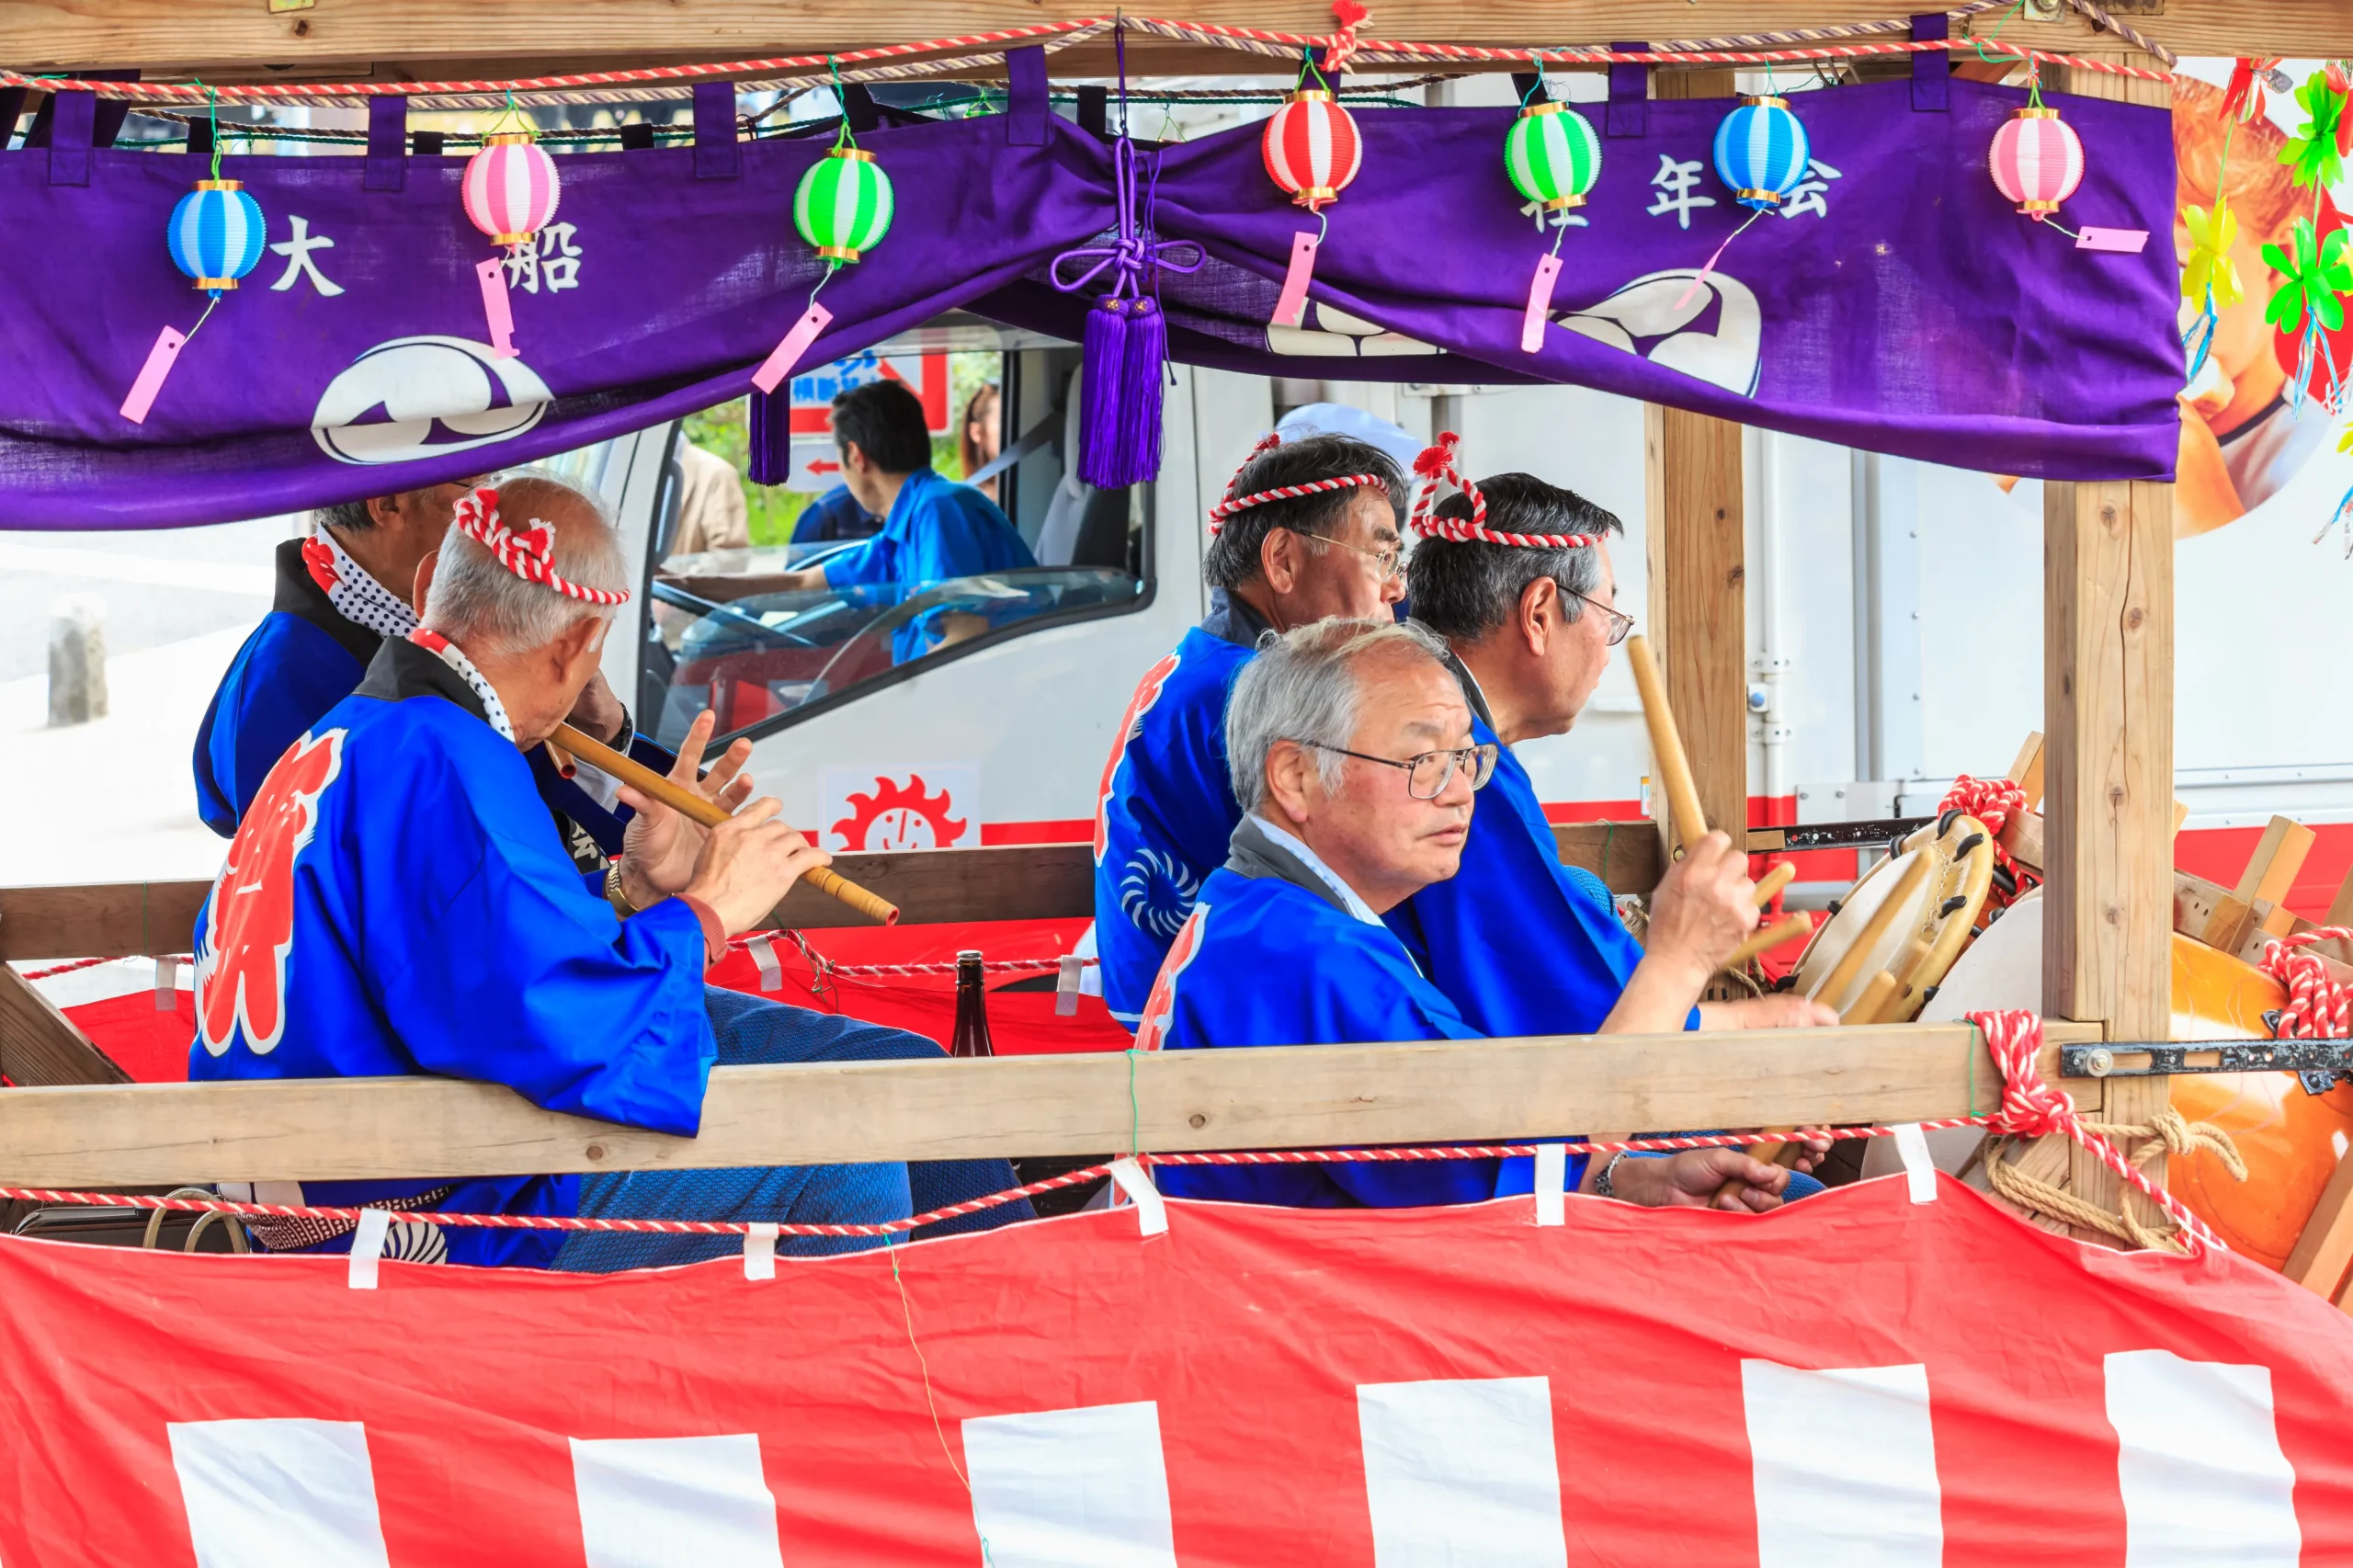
[830,775,969,851]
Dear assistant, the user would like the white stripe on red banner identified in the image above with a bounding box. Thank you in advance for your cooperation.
[2107,1350,2300,1566]
[1358,1376,1569,1567]
[168,1418,392,1568]
[570,1434,786,1568]
[1743,1361,1943,1567]
[962,1401,1181,1567]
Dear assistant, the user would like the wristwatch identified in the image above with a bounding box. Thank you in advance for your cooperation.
[1594,1151,1630,1199]
[604,860,638,916]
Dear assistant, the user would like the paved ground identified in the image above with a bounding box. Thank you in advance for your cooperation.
[0,517,293,683]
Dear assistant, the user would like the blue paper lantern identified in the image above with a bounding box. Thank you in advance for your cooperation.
[166,179,266,296]
[1711,96,1811,212]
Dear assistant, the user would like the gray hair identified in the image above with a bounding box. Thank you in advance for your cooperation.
[1404,472,1624,641]
[421,472,630,657]
[313,499,377,533]
[1224,618,1450,811]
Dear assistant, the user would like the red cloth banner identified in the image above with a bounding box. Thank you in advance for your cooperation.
[3,1176,2350,1564]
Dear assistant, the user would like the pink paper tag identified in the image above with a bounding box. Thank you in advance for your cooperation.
[752,301,835,395]
[118,325,188,425]
[2075,226,2150,254]
[1271,230,1320,331]
[1520,253,1563,354]
[476,257,517,358]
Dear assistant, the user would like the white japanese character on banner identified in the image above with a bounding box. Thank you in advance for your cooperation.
[1518,199,1589,236]
[1776,159,1842,221]
[504,223,585,295]
[267,216,345,297]
[1646,155,1717,231]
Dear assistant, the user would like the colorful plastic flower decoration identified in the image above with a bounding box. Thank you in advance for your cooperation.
[2181,201,2243,311]
[2263,220,2352,335]
[2279,72,2347,191]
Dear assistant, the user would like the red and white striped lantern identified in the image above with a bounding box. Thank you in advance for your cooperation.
[1261,88,1362,211]
[463,131,563,248]
[1988,107,2084,220]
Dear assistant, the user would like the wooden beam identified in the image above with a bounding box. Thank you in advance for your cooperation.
[0,881,210,962]
[2006,731,2046,811]
[0,966,132,1088]
[2285,1147,2353,1304]
[2232,815,2318,938]
[2043,55,2173,1243]
[0,1020,2098,1187]
[2331,864,2353,931]
[1641,66,1746,848]
[0,0,2336,76]
[1554,821,1665,895]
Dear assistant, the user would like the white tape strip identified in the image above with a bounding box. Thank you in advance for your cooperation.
[154,954,178,1010]
[1106,1157,1168,1237]
[1533,1142,1567,1227]
[1056,954,1083,1017]
[347,1209,390,1290]
[744,1221,778,1280]
[1892,1123,1938,1205]
[747,936,783,993]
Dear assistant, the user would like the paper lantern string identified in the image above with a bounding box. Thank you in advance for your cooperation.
[1204,432,1393,535]
[450,487,631,606]
[1406,433,1600,550]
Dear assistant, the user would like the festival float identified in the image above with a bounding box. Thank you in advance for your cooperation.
[1,0,2352,1561]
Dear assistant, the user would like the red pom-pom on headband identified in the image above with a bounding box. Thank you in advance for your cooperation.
[450,487,631,608]
[1406,432,1599,551]
[1205,430,1393,535]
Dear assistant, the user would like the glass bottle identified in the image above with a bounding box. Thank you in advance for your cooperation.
[949,949,995,1058]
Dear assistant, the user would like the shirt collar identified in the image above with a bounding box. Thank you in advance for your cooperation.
[1200,588,1275,650]
[1238,815,1385,926]
[303,528,420,642]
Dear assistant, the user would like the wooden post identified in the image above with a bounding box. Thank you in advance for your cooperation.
[1643,65,1747,846]
[2043,55,2174,1236]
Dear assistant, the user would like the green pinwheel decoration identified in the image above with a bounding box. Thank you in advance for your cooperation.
[2263,218,2353,335]
[2278,71,2347,190]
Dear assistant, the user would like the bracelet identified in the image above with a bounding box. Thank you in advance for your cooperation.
[1594,1151,1629,1199]
[603,861,638,917]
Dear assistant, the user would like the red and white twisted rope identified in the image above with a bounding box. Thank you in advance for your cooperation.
[1937,773,2037,893]
[451,487,631,608]
[1406,432,1598,551]
[0,15,2173,108]
[1965,1008,2222,1256]
[1205,432,1392,536]
[2260,926,2353,1041]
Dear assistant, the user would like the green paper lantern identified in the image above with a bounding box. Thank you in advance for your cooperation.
[794,146,895,264]
[1505,102,1601,211]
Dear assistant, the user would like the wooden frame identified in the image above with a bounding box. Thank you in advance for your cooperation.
[0,2,2338,78]
[0,1020,2097,1187]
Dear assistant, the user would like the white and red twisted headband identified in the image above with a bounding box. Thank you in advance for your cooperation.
[1407,432,1600,550]
[1205,431,1392,535]
[450,486,631,607]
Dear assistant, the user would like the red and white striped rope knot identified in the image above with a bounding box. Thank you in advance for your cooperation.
[2261,926,2353,1040]
[1968,1007,2223,1256]
[1406,432,1598,551]
[1320,0,1369,74]
[1938,773,2034,884]
[1205,431,1392,535]
[451,487,631,607]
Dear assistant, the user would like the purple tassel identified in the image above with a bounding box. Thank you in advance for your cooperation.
[1077,294,1133,488]
[745,388,791,485]
[1112,295,1166,486]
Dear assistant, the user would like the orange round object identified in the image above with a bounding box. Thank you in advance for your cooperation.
[2167,933,2353,1270]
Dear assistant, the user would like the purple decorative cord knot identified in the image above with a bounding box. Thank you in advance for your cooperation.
[1049,138,1203,309]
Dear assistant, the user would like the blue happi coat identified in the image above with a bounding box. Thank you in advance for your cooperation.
[1092,594,1267,1026]
[819,467,1036,663]
[1390,654,1696,1038]
[195,538,664,853]
[1135,816,1515,1209]
[188,637,718,1267]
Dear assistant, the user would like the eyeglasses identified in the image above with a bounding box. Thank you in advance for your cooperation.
[1299,740,1499,799]
[1296,530,1405,581]
[1566,587,1635,646]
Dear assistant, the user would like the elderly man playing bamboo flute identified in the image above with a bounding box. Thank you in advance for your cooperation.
[1133,618,1827,1210]
[189,474,1027,1269]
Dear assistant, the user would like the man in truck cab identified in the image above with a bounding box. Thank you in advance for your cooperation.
[1394,437,1836,1038]
[1132,618,1824,1210]
[1092,429,1408,1026]
[193,475,666,868]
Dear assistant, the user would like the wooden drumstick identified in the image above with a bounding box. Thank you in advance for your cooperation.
[1624,635,1709,856]
[1726,915,1812,969]
[1809,852,1932,1017]
[550,722,901,926]
[1751,860,1795,908]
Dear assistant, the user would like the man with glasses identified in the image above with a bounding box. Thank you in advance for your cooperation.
[1092,429,1407,1028]
[1131,618,1808,1211]
[1396,442,1836,1044]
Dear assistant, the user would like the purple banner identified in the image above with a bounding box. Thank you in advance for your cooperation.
[0,74,2177,529]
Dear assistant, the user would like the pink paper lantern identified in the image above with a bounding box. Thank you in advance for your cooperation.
[463,131,562,247]
[1988,107,2084,220]
[1262,89,1362,211]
